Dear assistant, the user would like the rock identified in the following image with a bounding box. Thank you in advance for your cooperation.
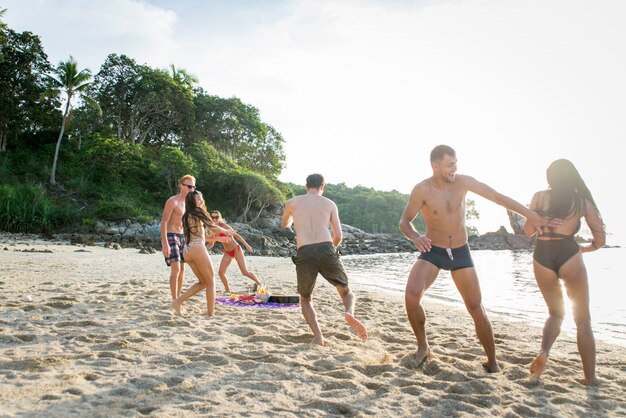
[70,234,96,246]
[507,210,526,235]
[468,227,534,250]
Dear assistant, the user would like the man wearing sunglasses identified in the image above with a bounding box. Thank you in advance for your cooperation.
[161,175,196,301]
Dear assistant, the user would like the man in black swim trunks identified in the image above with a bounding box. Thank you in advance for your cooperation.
[281,174,368,346]
[399,145,556,372]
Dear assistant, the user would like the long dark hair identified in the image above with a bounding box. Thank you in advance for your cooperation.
[182,191,214,243]
[544,159,598,219]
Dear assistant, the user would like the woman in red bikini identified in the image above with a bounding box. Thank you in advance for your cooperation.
[206,210,262,293]
[524,159,606,385]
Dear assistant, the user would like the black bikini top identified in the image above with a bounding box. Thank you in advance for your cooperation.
[541,219,581,239]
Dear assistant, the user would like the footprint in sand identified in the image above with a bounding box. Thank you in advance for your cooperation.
[45,301,73,309]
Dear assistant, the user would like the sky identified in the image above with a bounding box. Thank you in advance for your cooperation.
[4,0,625,243]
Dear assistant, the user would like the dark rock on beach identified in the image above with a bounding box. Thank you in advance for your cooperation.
[48,216,545,256]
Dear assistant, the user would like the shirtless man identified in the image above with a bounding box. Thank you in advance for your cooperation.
[161,175,196,301]
[399,145,556,372]
[281,173,368,346]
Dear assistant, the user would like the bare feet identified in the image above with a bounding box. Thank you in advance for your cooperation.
[344,313,368,342]
[312,337,325,346]
[584,377,599,386]
[529,353,547,383]
[483,361,501,373]
[415,346,432,367]
[171,300,184,317]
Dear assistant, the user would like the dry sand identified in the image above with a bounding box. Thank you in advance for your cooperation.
[1,234,625,417]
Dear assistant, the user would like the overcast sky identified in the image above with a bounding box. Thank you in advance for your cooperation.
[4,0,625,243]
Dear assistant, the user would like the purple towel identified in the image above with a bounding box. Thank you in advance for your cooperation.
[216,298,300,309]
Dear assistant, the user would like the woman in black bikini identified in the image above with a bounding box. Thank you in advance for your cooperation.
[206,210,262,293]
[524,159,606,385]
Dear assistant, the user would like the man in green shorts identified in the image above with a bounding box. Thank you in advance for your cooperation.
[281,173,368,346]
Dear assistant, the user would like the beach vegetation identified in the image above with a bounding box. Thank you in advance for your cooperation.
[0,14,478,235]
[48,55,99,184]
[0,183,76,232]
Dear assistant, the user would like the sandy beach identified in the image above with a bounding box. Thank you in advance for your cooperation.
[1,234,625,417]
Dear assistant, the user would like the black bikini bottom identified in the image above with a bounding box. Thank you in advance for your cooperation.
[533,238,580,274]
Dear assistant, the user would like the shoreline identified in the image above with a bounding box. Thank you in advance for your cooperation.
[1,236,625,416]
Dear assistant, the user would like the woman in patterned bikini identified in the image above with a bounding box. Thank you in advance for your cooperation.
[171,191,233,317]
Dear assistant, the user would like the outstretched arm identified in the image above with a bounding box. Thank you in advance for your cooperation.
[462,175,551,235]
[523,192,543,237]
[233,232,254,253]
[399,183,432,252]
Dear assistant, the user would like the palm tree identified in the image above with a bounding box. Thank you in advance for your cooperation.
[169,64,198,90]
[48,56,98,185]
[0,8,7,32]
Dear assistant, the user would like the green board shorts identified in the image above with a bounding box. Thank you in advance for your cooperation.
[292,242,349,298]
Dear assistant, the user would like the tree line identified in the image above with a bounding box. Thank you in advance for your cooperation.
[0,10,289,232]
[0,8,478,236]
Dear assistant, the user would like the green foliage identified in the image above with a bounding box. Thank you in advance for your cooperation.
[187,142,285,222]
[156,146,197,195]
[286,182,424,234]
[48,55,95,184]
[0,183,76,232]
[191,92,285,177]
[88,54,194,147]
[0,28,59,151]
[95,198,142,221]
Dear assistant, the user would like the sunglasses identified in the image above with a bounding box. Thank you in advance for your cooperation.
[183,184,196,190]
[211,215,219,220]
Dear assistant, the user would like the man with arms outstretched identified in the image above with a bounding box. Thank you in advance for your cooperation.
[282,173,368,346]
[161,175,196,301]
[399,145,556,372]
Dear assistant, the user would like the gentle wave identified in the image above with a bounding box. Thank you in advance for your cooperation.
[343,248,625,346]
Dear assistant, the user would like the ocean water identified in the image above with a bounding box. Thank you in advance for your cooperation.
[342,247,625,346]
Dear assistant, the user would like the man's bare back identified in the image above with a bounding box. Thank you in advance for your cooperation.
[282,193,340,248]
[281,174,366,346]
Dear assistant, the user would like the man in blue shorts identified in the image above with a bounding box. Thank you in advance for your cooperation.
[399,145,558,371]
[160,175,196,301]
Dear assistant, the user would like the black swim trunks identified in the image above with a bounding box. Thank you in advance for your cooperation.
[417,244,474,271]
[533,238,580,274]
[292,242,349,298]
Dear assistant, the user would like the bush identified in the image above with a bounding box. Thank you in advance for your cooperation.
[0,183,77,232]
[95,198,143,221]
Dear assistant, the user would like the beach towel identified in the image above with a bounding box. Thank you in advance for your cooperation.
[216,297,300,309]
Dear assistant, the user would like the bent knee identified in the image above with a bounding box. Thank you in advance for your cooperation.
[465,301,485,317]
[336,285,351,296]
[405,283,425,299]
[549,308,566,321]
[573,311,591,327]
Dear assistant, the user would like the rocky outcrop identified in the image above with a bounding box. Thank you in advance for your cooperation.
[468,226,534,250]
[50,216,550,255]
[507,210,526,235]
